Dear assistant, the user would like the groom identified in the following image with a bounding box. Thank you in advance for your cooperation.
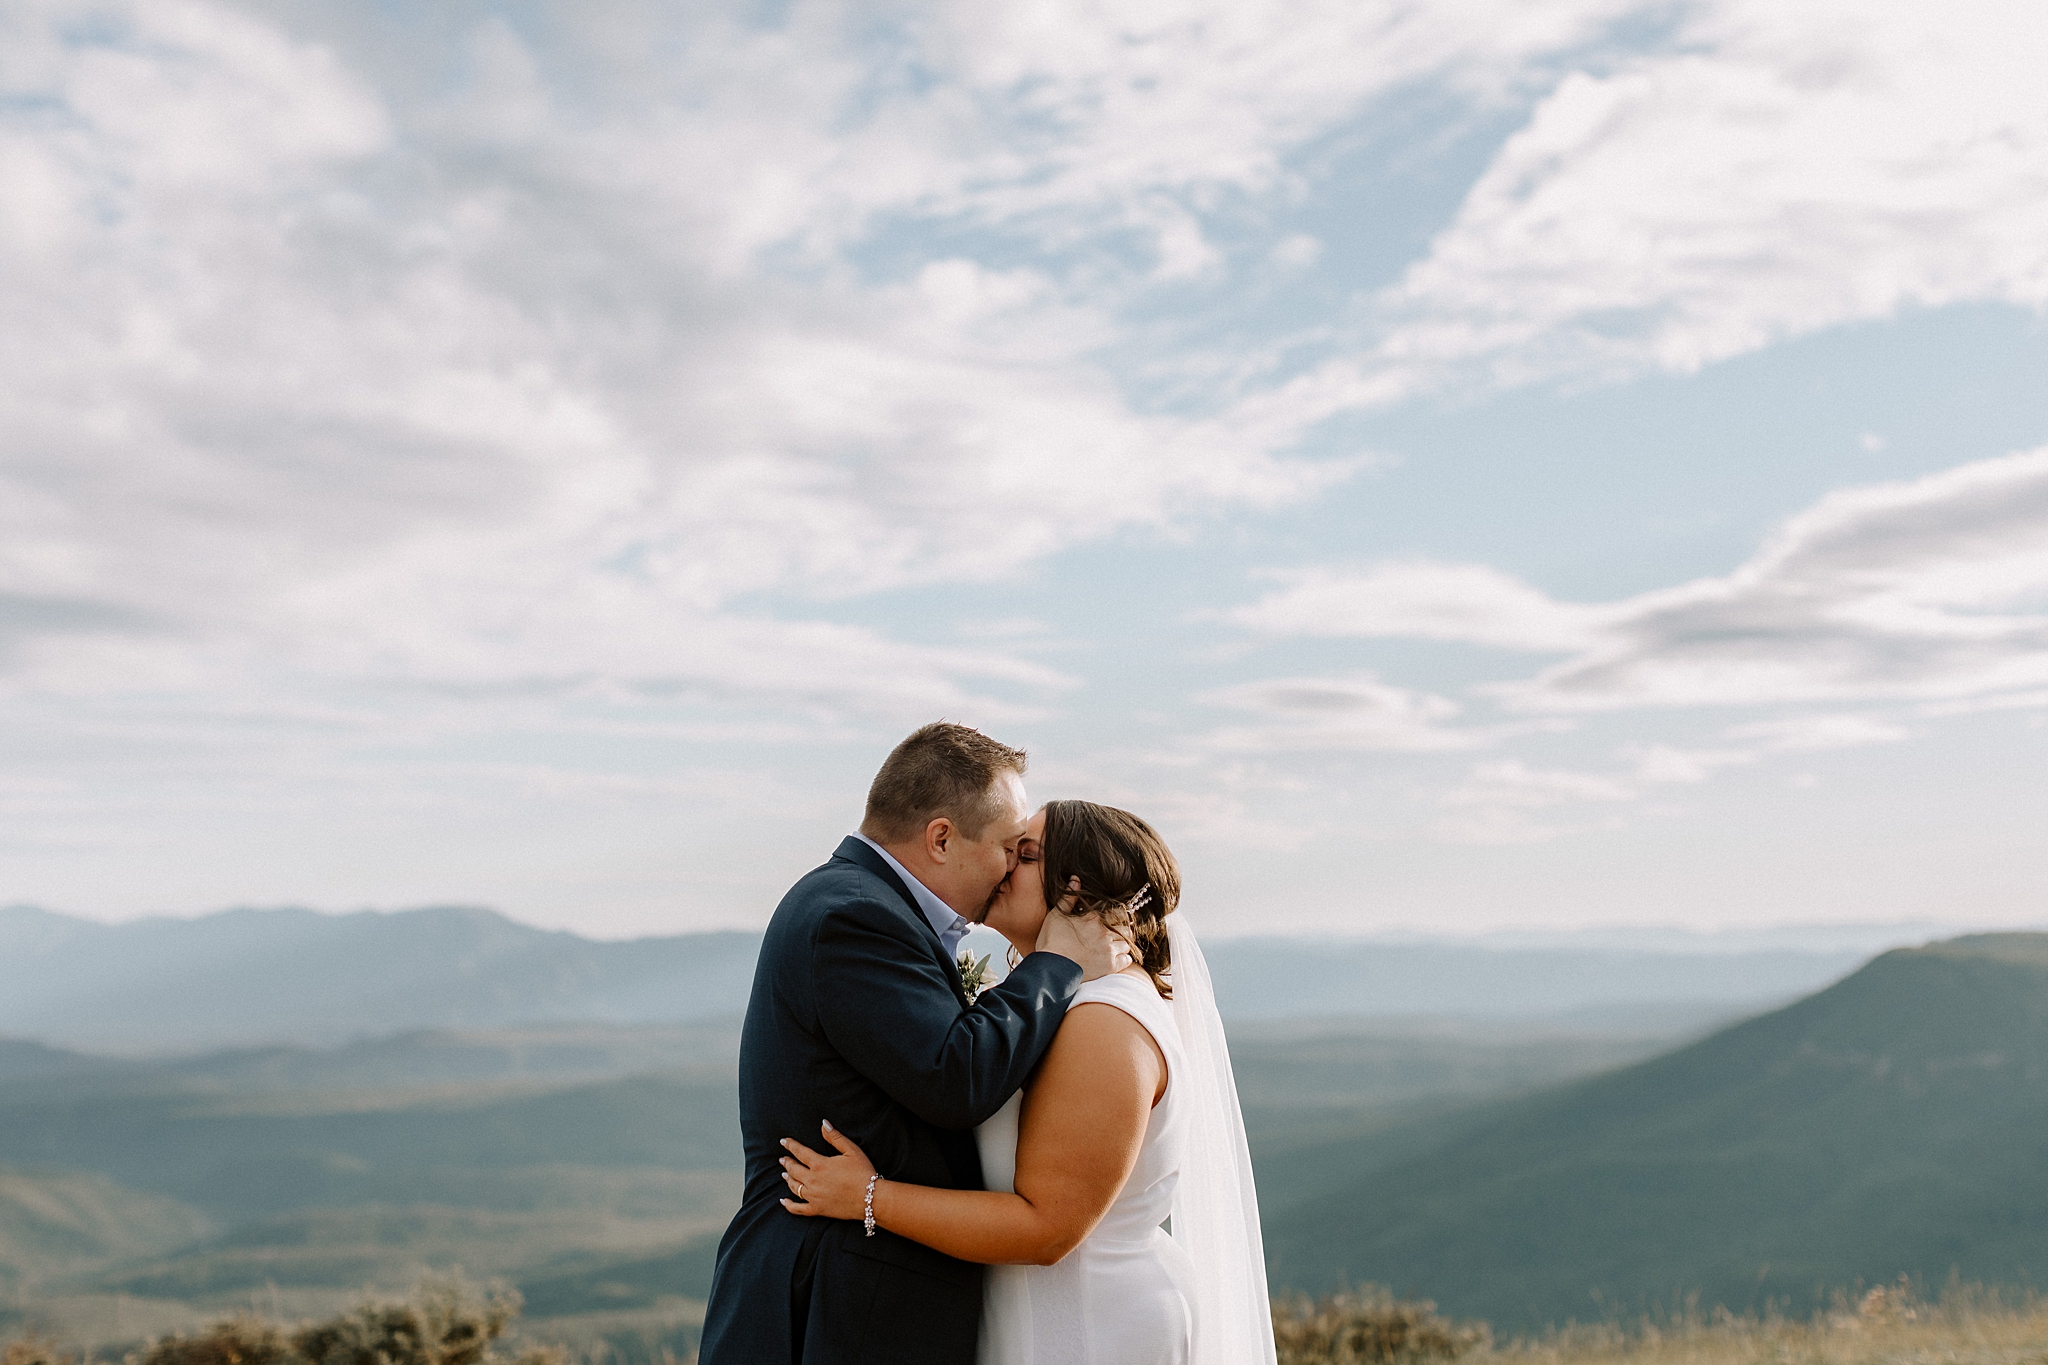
[698,722,1128,1365]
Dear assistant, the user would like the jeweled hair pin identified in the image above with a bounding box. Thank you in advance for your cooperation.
[1127,883,1153,915]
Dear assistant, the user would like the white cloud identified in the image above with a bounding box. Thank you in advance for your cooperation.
[1227,562,1608,651]
[1518,448,2048,710]
[1431,758,1634,844]
[1195,674,1488,753]
[1627,744,1755,785]
[1234,447,2048,713]
[1726,713,1909,752]
[1443,759,1633,807]
[1370,0,2048,389]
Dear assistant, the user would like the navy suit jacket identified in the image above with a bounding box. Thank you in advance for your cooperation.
[698,837,1083,1365]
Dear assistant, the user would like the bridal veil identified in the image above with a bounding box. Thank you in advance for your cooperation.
[1166,913,1279,1365]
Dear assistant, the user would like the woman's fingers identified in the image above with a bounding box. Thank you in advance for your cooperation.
[780,1197,819,1217]
[779,1137,825,1169]
[818,1120,867,1161]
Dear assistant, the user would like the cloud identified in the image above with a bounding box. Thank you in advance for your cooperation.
[0,0,1667,728]
[1625,744,1756,786]
[1369,0,2048,389]
[1227,562,1609,651]
[0,0,1368,722]
[1726,713,1909,752]
[16,0,2042,729]
[1432,758,1634,844]
[1443,759,1633,807]
[1195,674,1490,753]
[1233,447,2048,713]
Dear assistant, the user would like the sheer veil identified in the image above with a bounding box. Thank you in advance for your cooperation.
[1167,913,1278,1365]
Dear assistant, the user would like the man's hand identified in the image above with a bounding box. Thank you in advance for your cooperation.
[1034,877,1135,982]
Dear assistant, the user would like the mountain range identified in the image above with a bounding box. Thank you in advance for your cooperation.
[0,903,1871,1051]
[8,904,2045,1348]
[1262,933,2048,1328]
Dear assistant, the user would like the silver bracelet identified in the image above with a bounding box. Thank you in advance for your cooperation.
[863,1174,880,1237]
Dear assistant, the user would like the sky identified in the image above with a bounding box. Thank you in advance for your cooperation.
[3,0,2047,939]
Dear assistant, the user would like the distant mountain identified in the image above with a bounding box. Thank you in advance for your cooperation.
[1202,938,1865,1021]
[0,904,761,1051]
[1263,932,2048,1329]
[0,904,1874,1053]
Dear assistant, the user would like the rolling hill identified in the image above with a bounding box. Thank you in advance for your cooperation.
[1262,933,2048,1330]
[0,1169,209,1299]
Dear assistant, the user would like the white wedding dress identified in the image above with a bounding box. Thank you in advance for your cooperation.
[973,916,1277,1365]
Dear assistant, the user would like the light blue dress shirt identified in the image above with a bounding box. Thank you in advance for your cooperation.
[852,831,972,963]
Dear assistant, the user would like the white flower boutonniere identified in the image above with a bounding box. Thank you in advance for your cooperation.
[956,950,992,1004]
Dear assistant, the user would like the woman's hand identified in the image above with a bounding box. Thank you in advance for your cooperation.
[779,1121,877,1221]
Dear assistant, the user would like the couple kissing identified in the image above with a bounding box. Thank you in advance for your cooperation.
[699,722,1274,1365]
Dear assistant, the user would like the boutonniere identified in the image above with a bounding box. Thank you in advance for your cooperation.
[956,950,992,1004]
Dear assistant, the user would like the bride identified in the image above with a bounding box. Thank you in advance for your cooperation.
[776,800,1276,1365]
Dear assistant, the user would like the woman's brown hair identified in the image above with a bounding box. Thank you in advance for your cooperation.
[1038,800,1180,998]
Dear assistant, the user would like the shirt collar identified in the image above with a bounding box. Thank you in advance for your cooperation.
[851,832,969,944]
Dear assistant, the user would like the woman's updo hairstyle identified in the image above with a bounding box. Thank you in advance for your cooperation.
[1038,800,1180,998]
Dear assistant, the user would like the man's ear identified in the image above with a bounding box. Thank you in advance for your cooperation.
[924,816,953,861]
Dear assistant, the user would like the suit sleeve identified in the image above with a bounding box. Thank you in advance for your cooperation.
[811,898,1082,1130]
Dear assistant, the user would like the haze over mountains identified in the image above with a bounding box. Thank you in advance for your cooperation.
[0,904,1875,1052]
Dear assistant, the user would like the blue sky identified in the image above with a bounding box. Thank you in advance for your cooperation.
[3,0,2046,938]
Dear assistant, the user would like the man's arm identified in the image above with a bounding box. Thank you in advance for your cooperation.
[812,900,1080,1130]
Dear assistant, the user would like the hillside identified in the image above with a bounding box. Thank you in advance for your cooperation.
[0,1169,209,1298]
[1263,932,2048,1329]
[0,904,1866,1052]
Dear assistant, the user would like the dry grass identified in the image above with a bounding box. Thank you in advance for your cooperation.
[16,1274,2046,1365]
[1275,1281,2048,1365]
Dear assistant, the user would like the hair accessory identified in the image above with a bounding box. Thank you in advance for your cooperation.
[863,1174,881,1236]
[1127,883,1153,915]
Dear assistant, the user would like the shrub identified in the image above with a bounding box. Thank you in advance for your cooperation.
[128,1276,564,1365]
[1273,1285,1491,1365]
[133,1318,294,1365]
[3,1337,73,1365]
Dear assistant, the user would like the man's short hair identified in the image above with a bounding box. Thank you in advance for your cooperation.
[861,722,1028,844]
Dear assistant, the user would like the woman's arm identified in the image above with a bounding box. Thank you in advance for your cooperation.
[779,994,1167,1265]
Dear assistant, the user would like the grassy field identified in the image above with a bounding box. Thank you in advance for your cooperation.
[1277,1281,2048,1365]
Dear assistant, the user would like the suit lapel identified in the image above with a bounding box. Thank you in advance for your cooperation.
[834,836,970,1007]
